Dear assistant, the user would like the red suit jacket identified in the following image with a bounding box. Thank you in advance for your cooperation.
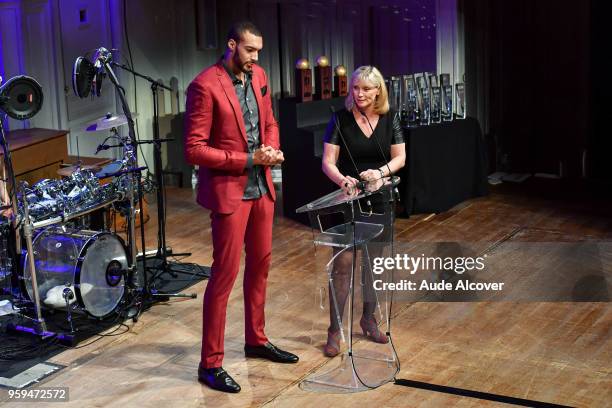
[184,61,279,214]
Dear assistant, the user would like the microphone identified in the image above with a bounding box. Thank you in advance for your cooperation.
[92,48,111,97]
[95,143,112,154]
[93,47,112,65]
[91,48,111,97]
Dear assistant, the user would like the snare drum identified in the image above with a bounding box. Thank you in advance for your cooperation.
[22,227,128,318]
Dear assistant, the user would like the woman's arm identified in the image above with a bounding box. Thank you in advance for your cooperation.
[359,143,406,184]
[360,112,406,181]
[322,142,359,195]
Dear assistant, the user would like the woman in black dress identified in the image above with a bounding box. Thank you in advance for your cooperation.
[321,65,406,357]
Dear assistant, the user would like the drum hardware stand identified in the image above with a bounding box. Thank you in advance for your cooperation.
[137,247,172,259]
[5,183,75,346]
[62,288,76,333]
[96,50,196,325]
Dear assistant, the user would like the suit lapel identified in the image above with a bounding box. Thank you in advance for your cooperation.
[216,63,248,143]
[251,73,265,145]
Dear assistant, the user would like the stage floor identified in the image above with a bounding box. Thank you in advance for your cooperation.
[1,183,610,407]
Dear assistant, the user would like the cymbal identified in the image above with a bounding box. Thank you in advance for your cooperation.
[84,112,138,132]
[57,164,102,177]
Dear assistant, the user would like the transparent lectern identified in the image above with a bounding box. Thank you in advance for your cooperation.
[297,178,400,393]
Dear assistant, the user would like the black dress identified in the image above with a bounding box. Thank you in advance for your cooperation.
[323,108,404,181]
[322,109,405,329]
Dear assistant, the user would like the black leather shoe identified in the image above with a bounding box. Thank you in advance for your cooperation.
[198,366,241,393]
[244,342,299,363]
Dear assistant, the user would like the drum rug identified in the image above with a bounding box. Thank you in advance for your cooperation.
[0,259,210,389]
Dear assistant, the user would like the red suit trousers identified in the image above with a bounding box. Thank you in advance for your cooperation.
[200,195,273,368]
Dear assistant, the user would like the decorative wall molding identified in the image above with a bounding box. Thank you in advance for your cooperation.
[0,0,25,130]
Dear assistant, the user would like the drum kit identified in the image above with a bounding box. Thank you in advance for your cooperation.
[2,107,148,342]
[2,48,200,345]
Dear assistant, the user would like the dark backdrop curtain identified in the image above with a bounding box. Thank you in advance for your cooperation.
[461,0,592,178]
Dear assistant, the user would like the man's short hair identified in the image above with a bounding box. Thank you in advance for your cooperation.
[227,21,262,43]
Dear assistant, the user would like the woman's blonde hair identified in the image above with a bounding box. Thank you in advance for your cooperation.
[344,65,389,114]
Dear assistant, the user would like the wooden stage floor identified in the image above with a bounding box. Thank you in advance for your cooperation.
[2,183,610,407]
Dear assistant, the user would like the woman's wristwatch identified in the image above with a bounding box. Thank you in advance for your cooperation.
[378,168,385,179]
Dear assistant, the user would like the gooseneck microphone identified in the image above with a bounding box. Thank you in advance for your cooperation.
[95,143,112,154]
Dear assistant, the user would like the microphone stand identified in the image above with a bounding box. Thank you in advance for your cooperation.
[110,62,207,286]
[99,54,195,323]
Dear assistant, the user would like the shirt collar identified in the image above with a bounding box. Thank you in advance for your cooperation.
[221,58,251,86]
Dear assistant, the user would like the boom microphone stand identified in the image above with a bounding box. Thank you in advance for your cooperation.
[110,62,207,284]
[95,50,195,322]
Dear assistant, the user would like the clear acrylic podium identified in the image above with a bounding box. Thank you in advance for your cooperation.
[296,178,400,393]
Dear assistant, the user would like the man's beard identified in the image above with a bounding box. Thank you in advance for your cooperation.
[233,54,254,74]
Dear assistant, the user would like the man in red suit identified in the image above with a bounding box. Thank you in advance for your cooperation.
[184,21,298,393]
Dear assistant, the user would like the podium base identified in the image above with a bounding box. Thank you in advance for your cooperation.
[300,349,397,393]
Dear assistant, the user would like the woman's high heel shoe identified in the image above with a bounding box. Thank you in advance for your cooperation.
[324,329,341,357]
[360,315,389,344]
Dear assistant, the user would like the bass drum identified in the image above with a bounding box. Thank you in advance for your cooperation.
[22,227,127,318]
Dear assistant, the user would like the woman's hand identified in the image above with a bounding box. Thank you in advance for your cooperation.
[363,177,386,192]
[359,168,381,182]
[339,175,360,196]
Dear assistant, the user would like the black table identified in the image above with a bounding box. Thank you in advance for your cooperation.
[399,117,488,215]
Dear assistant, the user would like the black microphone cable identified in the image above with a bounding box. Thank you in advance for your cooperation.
[330,106,367,192]
[359,110,393,180]
[359,110,401,202]
[329,106,378,218]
